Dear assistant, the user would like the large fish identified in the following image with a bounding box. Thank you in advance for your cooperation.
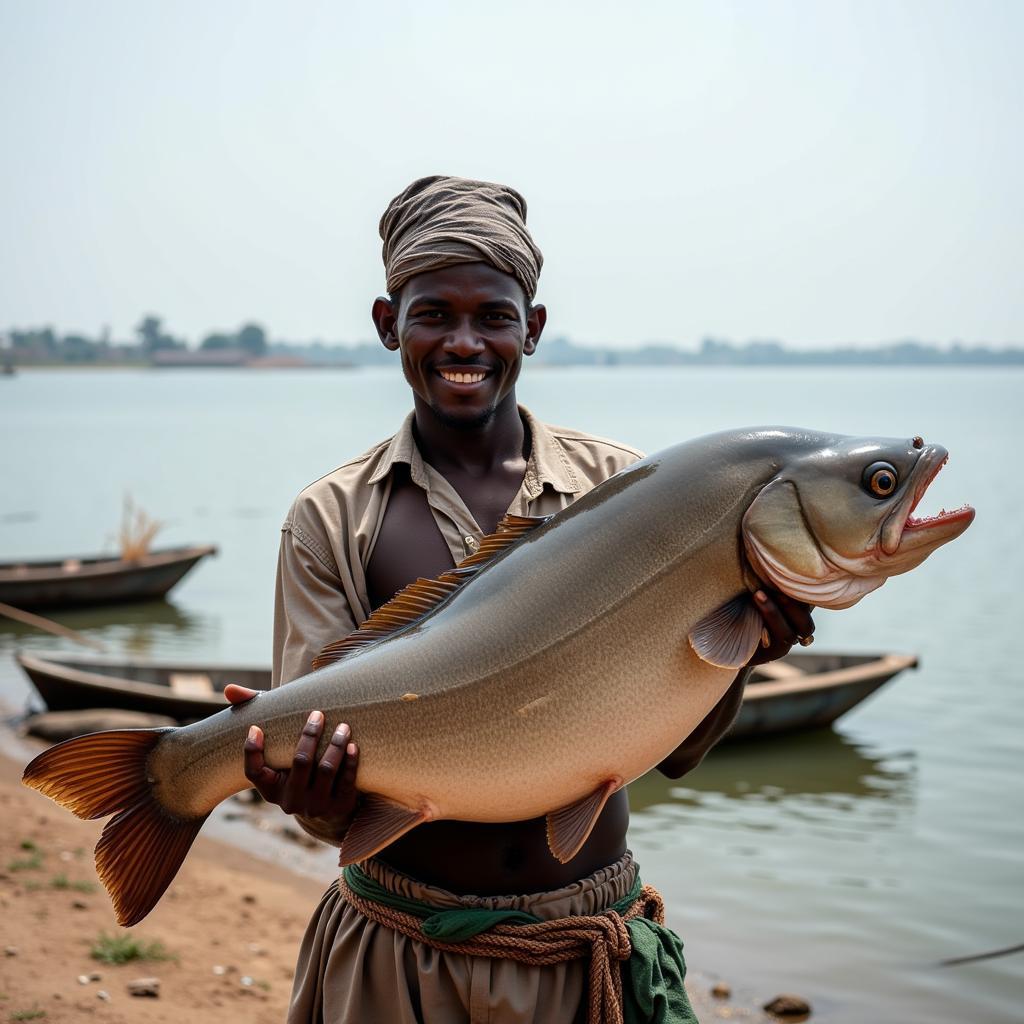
[24,428,973,925]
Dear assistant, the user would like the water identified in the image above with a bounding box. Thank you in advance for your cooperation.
[1,366,1021,1022]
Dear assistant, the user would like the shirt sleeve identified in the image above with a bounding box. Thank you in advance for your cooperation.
[272,512,362,847]
[272,524,358,687]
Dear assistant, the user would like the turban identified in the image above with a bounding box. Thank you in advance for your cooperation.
[380,175,544,301]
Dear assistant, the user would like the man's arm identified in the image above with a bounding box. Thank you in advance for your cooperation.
[657,588,814,779]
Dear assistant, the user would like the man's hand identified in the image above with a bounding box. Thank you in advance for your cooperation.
[223,684,360,824]
[747,587,815,666]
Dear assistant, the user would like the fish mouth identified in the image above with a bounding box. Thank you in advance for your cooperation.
[436,366,491,386]
[880,445,975,557]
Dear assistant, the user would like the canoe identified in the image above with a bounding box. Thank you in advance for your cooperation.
[16,649,917,734]
[0,545,217,610]
[726,651,918,741]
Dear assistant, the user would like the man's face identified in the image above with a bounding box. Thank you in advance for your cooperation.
[374,262,545,430]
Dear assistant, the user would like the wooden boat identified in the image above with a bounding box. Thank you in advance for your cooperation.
[16,649,917,733]
[725,651,918,741]
[0,545,217,610]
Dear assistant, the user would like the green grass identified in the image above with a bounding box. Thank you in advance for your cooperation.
[49,874,96,893]
[89,932,174,966]
[18,840,38,852]
[9,1009,46,1022]
[6,851,43,872]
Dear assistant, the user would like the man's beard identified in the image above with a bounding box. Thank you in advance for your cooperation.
[428,400,497,431]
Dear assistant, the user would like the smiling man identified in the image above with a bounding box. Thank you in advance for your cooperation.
[230,175,813,1024]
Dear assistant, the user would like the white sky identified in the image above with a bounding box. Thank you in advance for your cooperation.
[1,0,1021,349]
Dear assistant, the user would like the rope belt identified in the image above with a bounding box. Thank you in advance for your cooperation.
[339,864,697,1024]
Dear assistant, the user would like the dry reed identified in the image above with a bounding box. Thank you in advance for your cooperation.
[118,495,163,561]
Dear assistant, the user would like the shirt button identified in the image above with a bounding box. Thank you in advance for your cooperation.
[465,536,478,548]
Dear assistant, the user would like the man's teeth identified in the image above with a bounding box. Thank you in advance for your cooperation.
[440,370,487,384]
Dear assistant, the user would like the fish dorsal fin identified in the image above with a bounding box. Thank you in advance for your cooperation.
[312,513,549,670]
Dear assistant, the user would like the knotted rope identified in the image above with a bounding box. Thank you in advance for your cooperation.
[338,870,666,1024]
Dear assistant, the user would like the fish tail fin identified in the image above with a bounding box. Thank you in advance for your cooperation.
[23,729,208,926]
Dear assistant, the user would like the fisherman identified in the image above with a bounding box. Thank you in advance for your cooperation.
[225,175,814,1023]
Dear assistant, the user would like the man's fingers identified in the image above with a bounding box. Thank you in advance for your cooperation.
[243,725,283,797]
[770,589,816,638]
[281,711,324,808]
[225,683,261,705]
[311,723,350,799]
[334,741,360,801]
[753,590,799,645]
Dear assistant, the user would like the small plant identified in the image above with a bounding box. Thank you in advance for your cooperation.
[50,874,96,893]
[19,840,38,852]
[89,932,174,966]
[10,1009,46,1021]
[7,850,43,872]
[117,495,164,561]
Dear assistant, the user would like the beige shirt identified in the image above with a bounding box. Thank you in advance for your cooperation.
[272,407,642,686]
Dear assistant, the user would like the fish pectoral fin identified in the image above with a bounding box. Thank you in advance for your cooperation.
[339,794,428,866]
[688,595,764,669]
[545,779,619,864]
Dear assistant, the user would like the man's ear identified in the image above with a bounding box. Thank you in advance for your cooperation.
[372,296,400,351]
[524,303,547,357]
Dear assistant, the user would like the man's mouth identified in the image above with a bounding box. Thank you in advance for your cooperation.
[437,367,490,385]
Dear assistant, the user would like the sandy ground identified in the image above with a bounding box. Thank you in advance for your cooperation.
[0,747,777,1023]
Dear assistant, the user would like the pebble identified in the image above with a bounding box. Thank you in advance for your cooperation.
[71,899,89,910]
[240,975,254,987]
[711,981,732,999]
[242,893,257,904]
[764,993,812,1018]
[127,977,161,998]
[97,990,111,1002]
[77,975,91,985]
[4,945,17,957]
[248,942,265,956]
[89,972,102,981]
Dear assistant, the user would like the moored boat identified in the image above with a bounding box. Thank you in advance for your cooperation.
[0,545,217,610]
[15,649,916,733]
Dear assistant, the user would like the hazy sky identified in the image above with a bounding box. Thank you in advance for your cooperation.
[2,0,1021,348]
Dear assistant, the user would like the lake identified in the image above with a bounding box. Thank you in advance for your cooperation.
[1,366,1020,1022]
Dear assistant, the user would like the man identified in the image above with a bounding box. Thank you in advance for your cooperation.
[226,175,813,1023]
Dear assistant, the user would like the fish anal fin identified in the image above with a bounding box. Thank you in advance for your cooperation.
[546,779,620,864]
[339,794,428,866]
[313,513,550,670]
[688,594,763,669]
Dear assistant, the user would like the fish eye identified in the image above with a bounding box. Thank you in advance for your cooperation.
[863,462,899,498]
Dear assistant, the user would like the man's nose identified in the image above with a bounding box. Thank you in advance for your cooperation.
[444,317,485,357]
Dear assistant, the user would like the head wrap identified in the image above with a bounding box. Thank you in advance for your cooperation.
[380,175,544,301]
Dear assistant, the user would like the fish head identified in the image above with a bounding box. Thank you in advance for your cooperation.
[742,434,974,609]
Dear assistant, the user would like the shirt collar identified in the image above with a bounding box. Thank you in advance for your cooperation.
[367,405,582,497]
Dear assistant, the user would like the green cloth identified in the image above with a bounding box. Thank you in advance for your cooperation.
[342,864,698,1024]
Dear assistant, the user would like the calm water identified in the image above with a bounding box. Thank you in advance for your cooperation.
[1,367,1021,1022]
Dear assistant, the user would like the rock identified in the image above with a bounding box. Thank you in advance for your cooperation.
[4,945,17,956]
[77,975,90,985]
[127,977,161,998]
[89,972,102,981]
[711,981,732,999]
[97,990,111,1002]
[71,899,88,910]
[242,893,257,904]
[764,993,812,1018]
[25,709,176,742]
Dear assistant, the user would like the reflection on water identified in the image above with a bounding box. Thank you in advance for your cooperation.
[0,599,215,709]
[629,728,915,813]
